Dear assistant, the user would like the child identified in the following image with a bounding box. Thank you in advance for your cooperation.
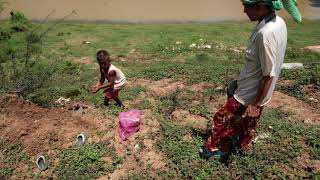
[90,50,126,107]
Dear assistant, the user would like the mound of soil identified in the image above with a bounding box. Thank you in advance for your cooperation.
[127,78,185,96]
[0,95,107,155]
[267,91,320,124]
[0,94,165,179]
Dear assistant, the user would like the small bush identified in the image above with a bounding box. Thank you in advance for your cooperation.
[0,26,12,41]
[0,0,6,14]
[0,12,63,107]
[10,11,32,32]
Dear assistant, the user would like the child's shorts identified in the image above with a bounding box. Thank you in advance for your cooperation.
[103,88,120,100]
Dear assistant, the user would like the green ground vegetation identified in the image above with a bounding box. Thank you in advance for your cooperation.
[0,140,30,178]
[54,142,122,180]
[0,11,319,179]
[1,16,319,107]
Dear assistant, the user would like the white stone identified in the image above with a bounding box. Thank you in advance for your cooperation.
[281,63,304,70]
[55,97,70,106]
[189,43,197,48]
[253,133,270,143]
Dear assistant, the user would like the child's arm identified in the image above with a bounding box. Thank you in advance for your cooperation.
[96,78,114,90]
[91,69,106,93]
[97,69,106,85]
[92,71,116,93]
[97,70,116,89]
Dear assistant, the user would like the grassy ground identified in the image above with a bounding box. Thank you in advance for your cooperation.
[0,18,319,179]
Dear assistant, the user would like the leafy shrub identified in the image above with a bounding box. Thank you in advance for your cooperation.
[0,13,58,107]
[10,11,32,32]
[0,10,32,41]
[0,0,5,14]
[0,26,12,41]
[12,63,55,94]
[0,30,49,94]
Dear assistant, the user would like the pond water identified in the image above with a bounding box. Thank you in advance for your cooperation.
[1,0,320,22]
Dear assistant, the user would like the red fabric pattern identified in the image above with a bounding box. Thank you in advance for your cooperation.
[205,96,263,152]
[104,88,119,100]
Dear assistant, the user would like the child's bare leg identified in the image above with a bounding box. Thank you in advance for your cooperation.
[104,97,109,106]
[113,95,124,107]
[103,88,111,106]
[110,89,124,107]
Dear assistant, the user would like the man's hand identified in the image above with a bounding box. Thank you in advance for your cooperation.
[242,104,261,118]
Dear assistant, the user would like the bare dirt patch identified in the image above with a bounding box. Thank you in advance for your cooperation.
[312,160,320,171]
[123,91,157,110]
[303,84,320,108]
[277,79,295,87]
[171,109,209,130]
[0,95,107,155]
[127,49,145,60]
[295,152,320,172]
[112,49,146,63]
[98,109,165,180]
[303,45,320,53]
[127,78,185,96]
[70,56,95,65]
[267,91,320,124]
[191,82,211,93]
[0,95,165,179]
[207,95,226,112]
[182,132,193,142]
[0,94,115,178]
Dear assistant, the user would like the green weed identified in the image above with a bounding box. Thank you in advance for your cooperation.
[155,109,320,179]
[0,0,5,14]
[277,64,320,104]
[285,48,320,63]
[9,11,32,32]
[133,99,154,110]
[187,103,212,119]
[121,85,147,101]
[0,140,29,178]
[156,89,191,116]
[55,142,122,180]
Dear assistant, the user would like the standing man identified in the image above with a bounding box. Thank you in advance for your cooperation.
[200,0,301,159]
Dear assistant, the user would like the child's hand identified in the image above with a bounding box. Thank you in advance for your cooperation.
[90,85,100,93]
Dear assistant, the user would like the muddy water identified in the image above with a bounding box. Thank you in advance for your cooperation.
[1,0,320,22]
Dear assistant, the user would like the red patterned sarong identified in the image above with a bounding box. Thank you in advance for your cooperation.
[204,96,263,152]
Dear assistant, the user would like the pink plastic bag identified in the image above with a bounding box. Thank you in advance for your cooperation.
[118,109,141,141]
